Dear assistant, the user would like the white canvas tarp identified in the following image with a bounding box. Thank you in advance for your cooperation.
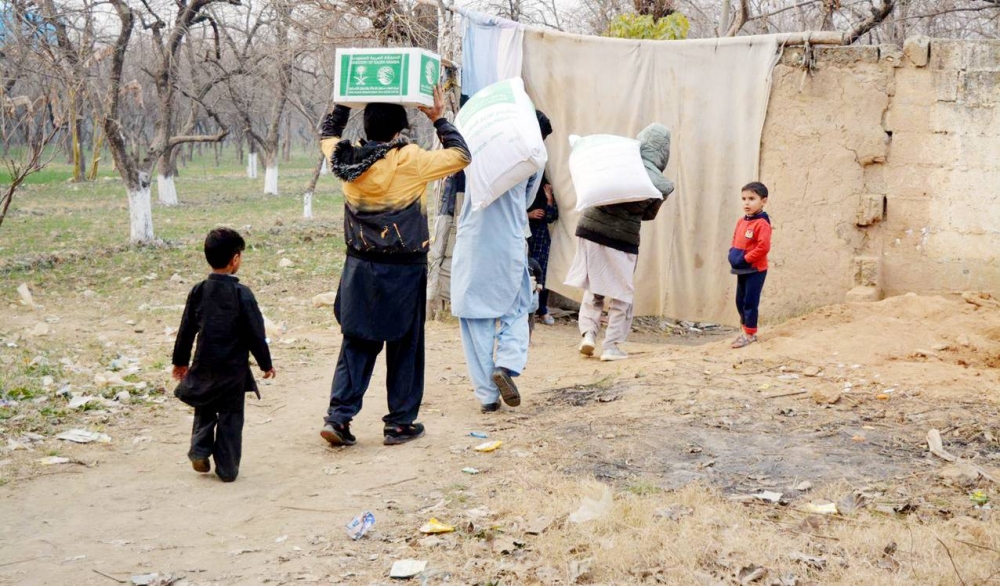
[521,31,780,324]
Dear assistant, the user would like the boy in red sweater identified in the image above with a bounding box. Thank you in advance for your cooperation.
[728,182,772,349]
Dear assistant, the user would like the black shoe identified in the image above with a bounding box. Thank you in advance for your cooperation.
[481,401,501,413]
[191,457,211,473]
[491,368,521,407]
[321,422,356,446]
[383,422,425,445]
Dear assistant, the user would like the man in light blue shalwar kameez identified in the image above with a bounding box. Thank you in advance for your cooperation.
[452,169,541,412]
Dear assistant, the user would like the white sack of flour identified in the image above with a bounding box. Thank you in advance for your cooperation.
[456,78,547,211]
[568,134,661,211]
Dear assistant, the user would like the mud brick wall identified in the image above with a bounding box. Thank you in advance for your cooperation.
[759,38,1000,323]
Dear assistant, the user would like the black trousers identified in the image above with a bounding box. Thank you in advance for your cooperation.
[324,306,425,428]
[735,270,768,332]
[189,394,244,482]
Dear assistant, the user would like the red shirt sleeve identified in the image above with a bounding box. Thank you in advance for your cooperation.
[744,220,772,265]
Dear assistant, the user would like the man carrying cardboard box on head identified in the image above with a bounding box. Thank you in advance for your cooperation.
[317,86,471,447]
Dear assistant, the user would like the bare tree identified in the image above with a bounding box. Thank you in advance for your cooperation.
[568,0,1000,42]
[217,0,294,194]
[127,0,232,207]
[285,46,335,218]
[471,0,570,28]
[155,25,231,206]
[705,0,1000,43]
[33,0,100,182]
[103,0,237,243]
[256,0,291,195]
[1,96,60,231]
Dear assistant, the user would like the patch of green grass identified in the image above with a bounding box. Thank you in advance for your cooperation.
[626,479,663,496]
[26,361,62,379]
[1,146,346,267]
[3,386,39,401]
[592,375,616,390]
[39,406,66,418]
[0,146,378,434]
[0,145,118,185]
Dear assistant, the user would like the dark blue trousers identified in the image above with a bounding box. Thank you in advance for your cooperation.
[324,303,425,427]
[326,259,426,427]
[735,270,767,333]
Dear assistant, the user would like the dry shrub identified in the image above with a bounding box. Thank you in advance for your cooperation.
[468,465,1000,585]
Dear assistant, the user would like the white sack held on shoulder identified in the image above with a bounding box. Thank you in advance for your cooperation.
[456,78,547,211]
[568,134,662,212]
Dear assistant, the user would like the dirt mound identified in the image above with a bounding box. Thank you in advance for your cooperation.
[734,292,1000,375]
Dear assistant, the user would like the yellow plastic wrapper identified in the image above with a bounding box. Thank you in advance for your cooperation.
[474,440,503,452]
[804,501,839,515]
[419,518,456,534]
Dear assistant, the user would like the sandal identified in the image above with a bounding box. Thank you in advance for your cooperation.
[731,334,758,349]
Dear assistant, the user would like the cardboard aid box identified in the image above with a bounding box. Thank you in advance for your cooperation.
[334,48,441,108]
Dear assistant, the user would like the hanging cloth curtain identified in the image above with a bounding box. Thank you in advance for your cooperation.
[461,11,524,97]
[520,31,780,323]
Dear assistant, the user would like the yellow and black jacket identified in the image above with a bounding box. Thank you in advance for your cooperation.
[320,106,471,265]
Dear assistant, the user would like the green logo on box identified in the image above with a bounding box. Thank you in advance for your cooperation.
[340,53,410,97]
[419,54,439,96]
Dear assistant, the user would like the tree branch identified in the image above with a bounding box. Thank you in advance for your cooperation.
[168,131,227,148]
[174,82,226,128]
[748,0,822,23]
[725,0,749,36]
[843,0,896,44]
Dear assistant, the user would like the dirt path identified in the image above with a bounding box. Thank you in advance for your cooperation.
[3,293,1000,584]
[0,321,663,584]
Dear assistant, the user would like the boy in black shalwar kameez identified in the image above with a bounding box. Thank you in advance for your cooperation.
[172,228,276,482]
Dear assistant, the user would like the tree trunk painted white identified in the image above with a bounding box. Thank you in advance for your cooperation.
[247,153,258,179]
[127,185,155,243]
[264,165,278,195]
[303,191,313,219]
[157,174,178,206]
[320,157,329,175]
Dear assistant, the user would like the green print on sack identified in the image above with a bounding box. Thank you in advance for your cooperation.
[340,53,410,97]
[456,81,516,126]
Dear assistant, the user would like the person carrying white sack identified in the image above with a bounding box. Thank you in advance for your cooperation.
[451,111,553,414]
[566,123,674,361]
